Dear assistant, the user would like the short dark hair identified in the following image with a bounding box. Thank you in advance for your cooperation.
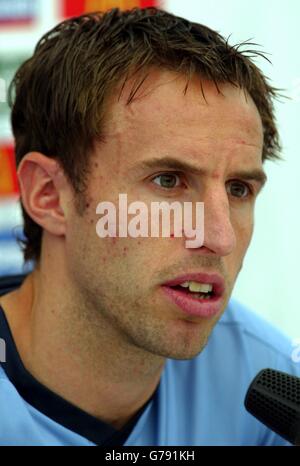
[9,7,282,263]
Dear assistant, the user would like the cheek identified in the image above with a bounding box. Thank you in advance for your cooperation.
[236,220,254,255]
[232,208,254,251]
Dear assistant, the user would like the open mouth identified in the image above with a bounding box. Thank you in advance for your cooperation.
[161,275,224,317]
[167,284,215,301]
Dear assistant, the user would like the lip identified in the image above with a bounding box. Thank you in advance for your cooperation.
[161,272,225,318]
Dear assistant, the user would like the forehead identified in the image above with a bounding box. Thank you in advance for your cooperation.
[102,69,263,163]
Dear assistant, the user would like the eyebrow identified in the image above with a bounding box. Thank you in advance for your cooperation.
[138,156,267,188]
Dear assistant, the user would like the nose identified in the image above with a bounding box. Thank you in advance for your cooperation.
[185,187,236,256]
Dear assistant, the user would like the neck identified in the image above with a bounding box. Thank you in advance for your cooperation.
[1,261,164,429]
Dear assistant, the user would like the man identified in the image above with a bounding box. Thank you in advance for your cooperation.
[0,7,299,446]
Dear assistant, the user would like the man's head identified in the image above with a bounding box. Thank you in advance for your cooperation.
[9,7,279,359]
[9,7,280,263]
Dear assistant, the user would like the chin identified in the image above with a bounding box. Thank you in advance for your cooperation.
[158,345,207,361]
[148,332,210,361]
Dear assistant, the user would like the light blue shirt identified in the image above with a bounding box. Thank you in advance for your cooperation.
[0,298,299,446]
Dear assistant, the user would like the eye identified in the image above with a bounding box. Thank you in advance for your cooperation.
[226,180,252,199]
[152,172,183,189]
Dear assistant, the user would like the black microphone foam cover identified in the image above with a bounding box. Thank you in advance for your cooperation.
[244,368,300,445]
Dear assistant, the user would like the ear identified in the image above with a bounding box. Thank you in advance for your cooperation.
[17,152,70,237]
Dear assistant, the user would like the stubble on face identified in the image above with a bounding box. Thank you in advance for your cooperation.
[65,69,263,363]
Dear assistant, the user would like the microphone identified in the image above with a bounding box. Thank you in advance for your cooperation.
[244,368,300,445]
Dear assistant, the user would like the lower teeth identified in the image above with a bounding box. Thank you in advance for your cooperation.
[192,293,211,300]
[174,286,212,299]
